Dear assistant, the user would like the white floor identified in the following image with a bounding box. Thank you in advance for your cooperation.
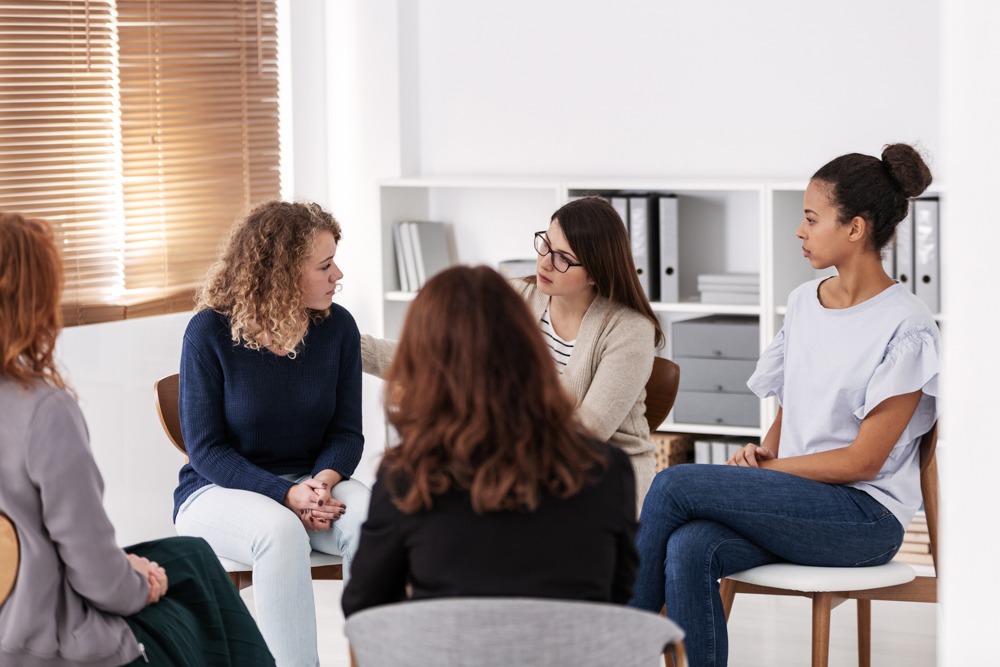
[242,582,937,667]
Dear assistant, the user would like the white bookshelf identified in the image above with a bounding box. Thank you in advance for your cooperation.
[378,176,944,439]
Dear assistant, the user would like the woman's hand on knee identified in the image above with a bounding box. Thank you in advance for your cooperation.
[284,481,343,531]
[127,554,169,605]
[726,443,775,467]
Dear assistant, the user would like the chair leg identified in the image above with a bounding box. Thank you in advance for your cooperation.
[857,599,872,667]
[719,578,736,622]
[811,592,835,667]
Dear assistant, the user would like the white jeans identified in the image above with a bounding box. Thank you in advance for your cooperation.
[175,473,370,667]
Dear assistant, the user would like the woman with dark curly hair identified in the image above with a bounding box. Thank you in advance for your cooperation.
[0,212,273,666]
[173,201,367,667]
[342,265,638,618]
[630,144,941,667]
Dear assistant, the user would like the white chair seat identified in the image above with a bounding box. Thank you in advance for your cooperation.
[727,561,916,593]
[217,551,343,573]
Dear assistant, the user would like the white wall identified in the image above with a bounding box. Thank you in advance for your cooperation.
[408,0,940,180]
[939,2,1000,662]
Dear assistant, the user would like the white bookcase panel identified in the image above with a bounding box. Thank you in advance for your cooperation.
[377,177,943,439]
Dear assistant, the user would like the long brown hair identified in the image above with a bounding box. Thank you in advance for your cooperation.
[197,200,342,356]
[0,212,68,390]
[528,196,665,347]
[381,265,608,514]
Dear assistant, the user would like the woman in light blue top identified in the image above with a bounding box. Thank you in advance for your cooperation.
[629,144,940,667]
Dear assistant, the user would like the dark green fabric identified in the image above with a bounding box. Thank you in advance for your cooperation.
[121,536,274,667]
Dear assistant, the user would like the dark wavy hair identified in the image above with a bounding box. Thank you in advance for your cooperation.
[380,265,608,514]
[812,143,933,253]
[526,196,664,347]
[0,212,68,390]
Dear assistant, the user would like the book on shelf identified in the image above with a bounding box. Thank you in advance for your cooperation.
[692,436,753,465]
[696,272,760,288]
[394,221,456,291]
[699,291,759,305]
[914,197,940,312]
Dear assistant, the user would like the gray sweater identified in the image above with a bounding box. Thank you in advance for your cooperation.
[0,378,147,667]
[361,279,657,507]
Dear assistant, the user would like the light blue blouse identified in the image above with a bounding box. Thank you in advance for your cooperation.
[748,279,941,528]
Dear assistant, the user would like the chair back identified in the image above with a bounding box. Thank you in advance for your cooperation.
[918,423,939,568]
[154,373,187,454]
[645,357,680,433]
[346,597,684,667]
[0,513,19,607]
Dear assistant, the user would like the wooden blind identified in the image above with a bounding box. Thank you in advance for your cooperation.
[0,1,122,315]
[0,0,280,325]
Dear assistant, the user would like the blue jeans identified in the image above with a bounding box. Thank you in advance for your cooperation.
[628,464,904,667]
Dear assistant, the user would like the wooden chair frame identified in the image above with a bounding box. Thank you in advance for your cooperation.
[719,425,939,667]
[646,356,680,433]
[0,513,19,608]
[154,373,344,588]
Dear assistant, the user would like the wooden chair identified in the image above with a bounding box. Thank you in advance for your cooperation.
[719,424,939,667]
[0,513,18,608]
[346,597,686,667]
[645,356,681,432]
[154,373,344,589]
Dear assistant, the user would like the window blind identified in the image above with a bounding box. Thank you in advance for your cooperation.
[0,0,281,325]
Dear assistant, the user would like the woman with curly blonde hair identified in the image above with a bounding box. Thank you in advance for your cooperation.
[173,200,368,667]
[1,212,274,666]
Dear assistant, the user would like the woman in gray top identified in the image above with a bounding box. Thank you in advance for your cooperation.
[0,212,273,667]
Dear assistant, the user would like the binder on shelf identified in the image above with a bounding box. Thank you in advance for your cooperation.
[628,195,659,301]
[913,197,940,313]
[395,222,419,292]
[609,196,630,234]
[407,221,455,289]
[658,195,679,303]
[894,203,915,293]
[393,223,413,292]
[881,239,896,280]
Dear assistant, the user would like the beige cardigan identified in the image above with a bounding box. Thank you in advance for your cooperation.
[361,279,657,508]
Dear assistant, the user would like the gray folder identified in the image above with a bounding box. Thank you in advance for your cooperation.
[628,195,657,301]
[407,221,454,289]
[609,196,630,234]
[913,198,940,313]
[894,203,915,293]
[658,195,679,303]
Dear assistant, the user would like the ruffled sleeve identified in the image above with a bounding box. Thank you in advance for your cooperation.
[747,326,785,405]
[854,326,941,443]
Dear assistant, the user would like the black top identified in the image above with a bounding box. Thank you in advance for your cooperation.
[342,441,638,617]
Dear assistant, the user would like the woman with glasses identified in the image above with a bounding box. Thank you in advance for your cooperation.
[173,201,368,667]
[364,196,664,509]
[343,266,638,617]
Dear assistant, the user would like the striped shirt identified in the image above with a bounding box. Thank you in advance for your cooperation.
[540,304,574,374]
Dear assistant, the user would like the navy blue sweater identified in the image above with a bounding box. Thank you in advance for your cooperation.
[173,307,364,520]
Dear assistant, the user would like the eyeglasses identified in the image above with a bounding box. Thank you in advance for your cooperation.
[534,232,583,273]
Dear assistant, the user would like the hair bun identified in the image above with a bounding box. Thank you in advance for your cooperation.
[881,143,933,198]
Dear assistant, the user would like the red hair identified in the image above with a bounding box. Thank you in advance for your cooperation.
[380,265,607,514]
[0,212,68,389]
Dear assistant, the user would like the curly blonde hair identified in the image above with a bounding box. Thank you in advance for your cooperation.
[197,201,342,355]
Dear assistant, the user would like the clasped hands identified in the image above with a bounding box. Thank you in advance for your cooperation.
[725,443,776,468]
[283,471,347,532]
[127,554,168,606]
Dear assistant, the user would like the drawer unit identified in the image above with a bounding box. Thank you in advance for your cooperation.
[672,315,759,360]
[673,391,760,427]
[677,357,758,394]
